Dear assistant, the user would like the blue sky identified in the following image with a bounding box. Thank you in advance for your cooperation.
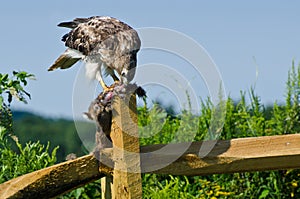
[1,1,300,118]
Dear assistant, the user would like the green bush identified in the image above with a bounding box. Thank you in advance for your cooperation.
[0,71,58,183]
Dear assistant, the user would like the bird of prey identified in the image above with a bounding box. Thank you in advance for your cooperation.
[48,16,141,91]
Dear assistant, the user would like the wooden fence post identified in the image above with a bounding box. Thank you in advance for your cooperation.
[102,94,142,199]
[101,177,113,199]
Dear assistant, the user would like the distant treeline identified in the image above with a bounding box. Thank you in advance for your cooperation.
[12,111,91,162]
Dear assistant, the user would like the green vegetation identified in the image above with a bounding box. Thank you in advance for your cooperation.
[138,63,300,198]
[0,71,57,183]
[1,63,300,198]
[12,111,88,161]
[0,71,34,135]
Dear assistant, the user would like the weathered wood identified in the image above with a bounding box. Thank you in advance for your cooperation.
[141,134,300,175]
[109,95,142,199]
[0,154,112,199]
[1,134,300,198]
[101,176,113,199]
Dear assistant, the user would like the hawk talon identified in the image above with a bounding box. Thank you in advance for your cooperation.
[114,80,120,84]
[102,86,109,92]
[99,80,111,93]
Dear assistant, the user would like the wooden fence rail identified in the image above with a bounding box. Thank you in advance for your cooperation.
[1,134,300,198]
[1,93,300,198]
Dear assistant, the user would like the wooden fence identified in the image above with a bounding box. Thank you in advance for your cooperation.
[1,96,300,198]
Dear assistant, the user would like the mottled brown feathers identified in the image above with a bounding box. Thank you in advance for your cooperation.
[62,16,138,56]
[48,16,141,87]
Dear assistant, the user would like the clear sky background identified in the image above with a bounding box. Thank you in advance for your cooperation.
[1,1,299,118]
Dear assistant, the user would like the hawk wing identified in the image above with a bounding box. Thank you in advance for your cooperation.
[48,17,93,71]
[62,16,135,56]
[48,16,140,73]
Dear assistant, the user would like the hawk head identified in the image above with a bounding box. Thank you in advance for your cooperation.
[115,50,138,84]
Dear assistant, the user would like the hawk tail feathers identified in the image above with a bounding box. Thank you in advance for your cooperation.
[48,49,82,71]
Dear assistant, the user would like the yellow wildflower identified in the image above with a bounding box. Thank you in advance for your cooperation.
[291,180,298,188]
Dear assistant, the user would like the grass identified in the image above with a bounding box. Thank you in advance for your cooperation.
[137,62,300,199]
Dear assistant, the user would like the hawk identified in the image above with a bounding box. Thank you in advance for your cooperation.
[48,16,141,91]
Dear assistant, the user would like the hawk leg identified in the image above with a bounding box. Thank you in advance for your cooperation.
[99,78,109,91]
[95,70,109,91]
[111,73,119,82]
[105,67,119,82]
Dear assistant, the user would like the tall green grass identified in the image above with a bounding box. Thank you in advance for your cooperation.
[138,62,300,199]
[65,63,300,198]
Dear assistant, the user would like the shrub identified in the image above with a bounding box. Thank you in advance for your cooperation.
[0,71,58,183]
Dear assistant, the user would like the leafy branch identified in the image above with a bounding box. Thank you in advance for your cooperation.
[0,71,35,107]
[0,71,35,138]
